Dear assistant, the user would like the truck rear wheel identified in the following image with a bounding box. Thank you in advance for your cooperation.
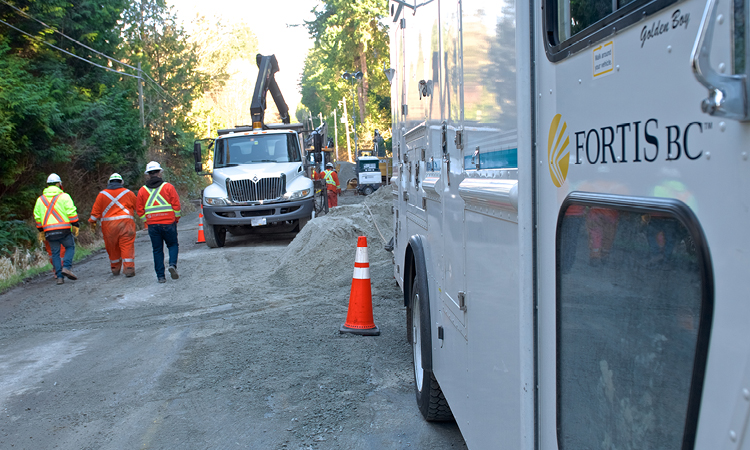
[204,224,226,248]
[410,271,453,421]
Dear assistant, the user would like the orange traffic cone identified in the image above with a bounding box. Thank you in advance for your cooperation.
[340,236,380,336]
[196,205,206,244]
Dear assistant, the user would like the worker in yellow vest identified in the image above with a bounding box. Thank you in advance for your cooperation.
[33,173,80,285]
[316,162,341,208]
[136,161,182,283]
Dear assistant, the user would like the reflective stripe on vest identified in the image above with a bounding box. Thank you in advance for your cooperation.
[40,194,70,231]
[100,189,134,222]
[324,170,338,188]
[144,184,174,215]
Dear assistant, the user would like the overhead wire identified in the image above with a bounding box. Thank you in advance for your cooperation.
[0,17,142,79]
[0,0,140,73]
[0,0,174,96]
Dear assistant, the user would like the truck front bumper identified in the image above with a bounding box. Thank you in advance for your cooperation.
[203,198,314,227]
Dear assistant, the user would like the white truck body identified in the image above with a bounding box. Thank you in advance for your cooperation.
[390,0,750,448]
[201,127,314,246]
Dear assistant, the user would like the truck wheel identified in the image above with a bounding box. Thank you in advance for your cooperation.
[204,224,226,248]
[410,272,453,421]
[363,186,374,196]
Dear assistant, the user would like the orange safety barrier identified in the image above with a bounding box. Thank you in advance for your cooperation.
[340,236,380,336]
[196,204,205,244]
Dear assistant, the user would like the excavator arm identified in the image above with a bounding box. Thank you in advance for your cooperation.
[250,54,290,126]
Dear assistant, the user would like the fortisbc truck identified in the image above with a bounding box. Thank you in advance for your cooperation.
[390,0,749,448]
[193,55,313,248]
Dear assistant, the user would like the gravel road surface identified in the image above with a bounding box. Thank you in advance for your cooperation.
[0,188,467,449]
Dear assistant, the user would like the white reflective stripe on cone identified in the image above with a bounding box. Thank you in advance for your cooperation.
[355,247,369,263]
[101,215,134,222]
[353,266,370,279]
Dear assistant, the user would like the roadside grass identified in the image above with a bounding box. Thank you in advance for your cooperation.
[0,237,104,294]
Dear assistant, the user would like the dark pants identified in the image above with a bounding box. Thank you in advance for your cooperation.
[148,223,179,279]
[48,233,75,279]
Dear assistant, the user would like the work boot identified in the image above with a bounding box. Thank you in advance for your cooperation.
[124,267,135,277]
[112,268,121,276]
[61,268,77,280]
[158,277,166,284]
[168,265,179,280]
[56,277,64,285]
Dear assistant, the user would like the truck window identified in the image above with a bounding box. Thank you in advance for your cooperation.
[214,134,301,167]
[556,194,712,450]
[544,0,677,60]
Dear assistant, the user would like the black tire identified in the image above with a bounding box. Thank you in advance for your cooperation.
[410,272,453,421]
[363,186,374,196]
[204,224,226,248]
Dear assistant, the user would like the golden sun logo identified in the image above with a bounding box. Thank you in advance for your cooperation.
[548,114,570,188]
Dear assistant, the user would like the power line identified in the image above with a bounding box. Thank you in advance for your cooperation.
[0,0,170,94]
[0,0,140,73]
[0,17,142,79]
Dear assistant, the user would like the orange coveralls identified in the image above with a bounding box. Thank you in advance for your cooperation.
[317,169,340,208]
[89,187,137,275]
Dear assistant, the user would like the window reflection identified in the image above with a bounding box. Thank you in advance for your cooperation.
[557,202,707,449]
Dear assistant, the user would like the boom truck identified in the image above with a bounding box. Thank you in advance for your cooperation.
[193,54,314,248]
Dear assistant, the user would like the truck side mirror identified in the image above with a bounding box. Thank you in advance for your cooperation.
[193,141,202,173]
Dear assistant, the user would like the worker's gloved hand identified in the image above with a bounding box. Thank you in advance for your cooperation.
[38,231,45,243]
[90,222,97,232]
[72,226,79,237]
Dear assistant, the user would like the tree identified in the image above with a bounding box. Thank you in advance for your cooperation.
[300,0,391,158]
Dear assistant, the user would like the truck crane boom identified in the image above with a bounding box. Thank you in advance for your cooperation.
[250,54,290,127]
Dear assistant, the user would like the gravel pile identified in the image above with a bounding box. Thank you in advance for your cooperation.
[272,185,394,290]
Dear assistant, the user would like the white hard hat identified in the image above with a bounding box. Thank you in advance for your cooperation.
[109,173,123,182]
[144,161,162,173]
[326,162,334,168]
[47,173,61,184]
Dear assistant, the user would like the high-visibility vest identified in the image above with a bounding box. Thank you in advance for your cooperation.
[142,184,177,217]
[323,170,339,189]
[40,194,74,232]
[93,189,135,222]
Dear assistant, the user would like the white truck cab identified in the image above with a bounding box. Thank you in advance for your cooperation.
[196,125,313,247]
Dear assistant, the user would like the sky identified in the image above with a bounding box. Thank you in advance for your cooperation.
[167,0,320,112]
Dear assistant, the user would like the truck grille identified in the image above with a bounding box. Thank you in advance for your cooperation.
[226,176,285,203]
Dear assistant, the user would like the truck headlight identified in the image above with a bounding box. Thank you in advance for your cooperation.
[205,197,227,206]
[283,188,311,200]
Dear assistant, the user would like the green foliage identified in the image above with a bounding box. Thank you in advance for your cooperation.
[300,0,391,156]
[0,220,37,256]
[0,0,222,251]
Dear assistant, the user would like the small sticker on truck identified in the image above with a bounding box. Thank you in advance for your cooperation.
[593,41,614,78]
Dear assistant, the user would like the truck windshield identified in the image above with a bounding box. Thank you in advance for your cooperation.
[214,133,301,168]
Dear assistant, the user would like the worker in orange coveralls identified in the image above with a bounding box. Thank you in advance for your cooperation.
[317,162,340,208]
[89,173,137,277]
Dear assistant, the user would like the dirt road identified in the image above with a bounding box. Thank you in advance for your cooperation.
[0,189,467,449]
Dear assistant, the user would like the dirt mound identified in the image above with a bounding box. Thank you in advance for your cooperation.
[271,185,394,288]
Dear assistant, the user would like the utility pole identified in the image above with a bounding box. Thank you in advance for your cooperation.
[137,62,145,128]
[342,98,352,162]
[333,109,339,161]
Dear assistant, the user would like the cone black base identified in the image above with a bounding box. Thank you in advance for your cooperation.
[340,323,380,336]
